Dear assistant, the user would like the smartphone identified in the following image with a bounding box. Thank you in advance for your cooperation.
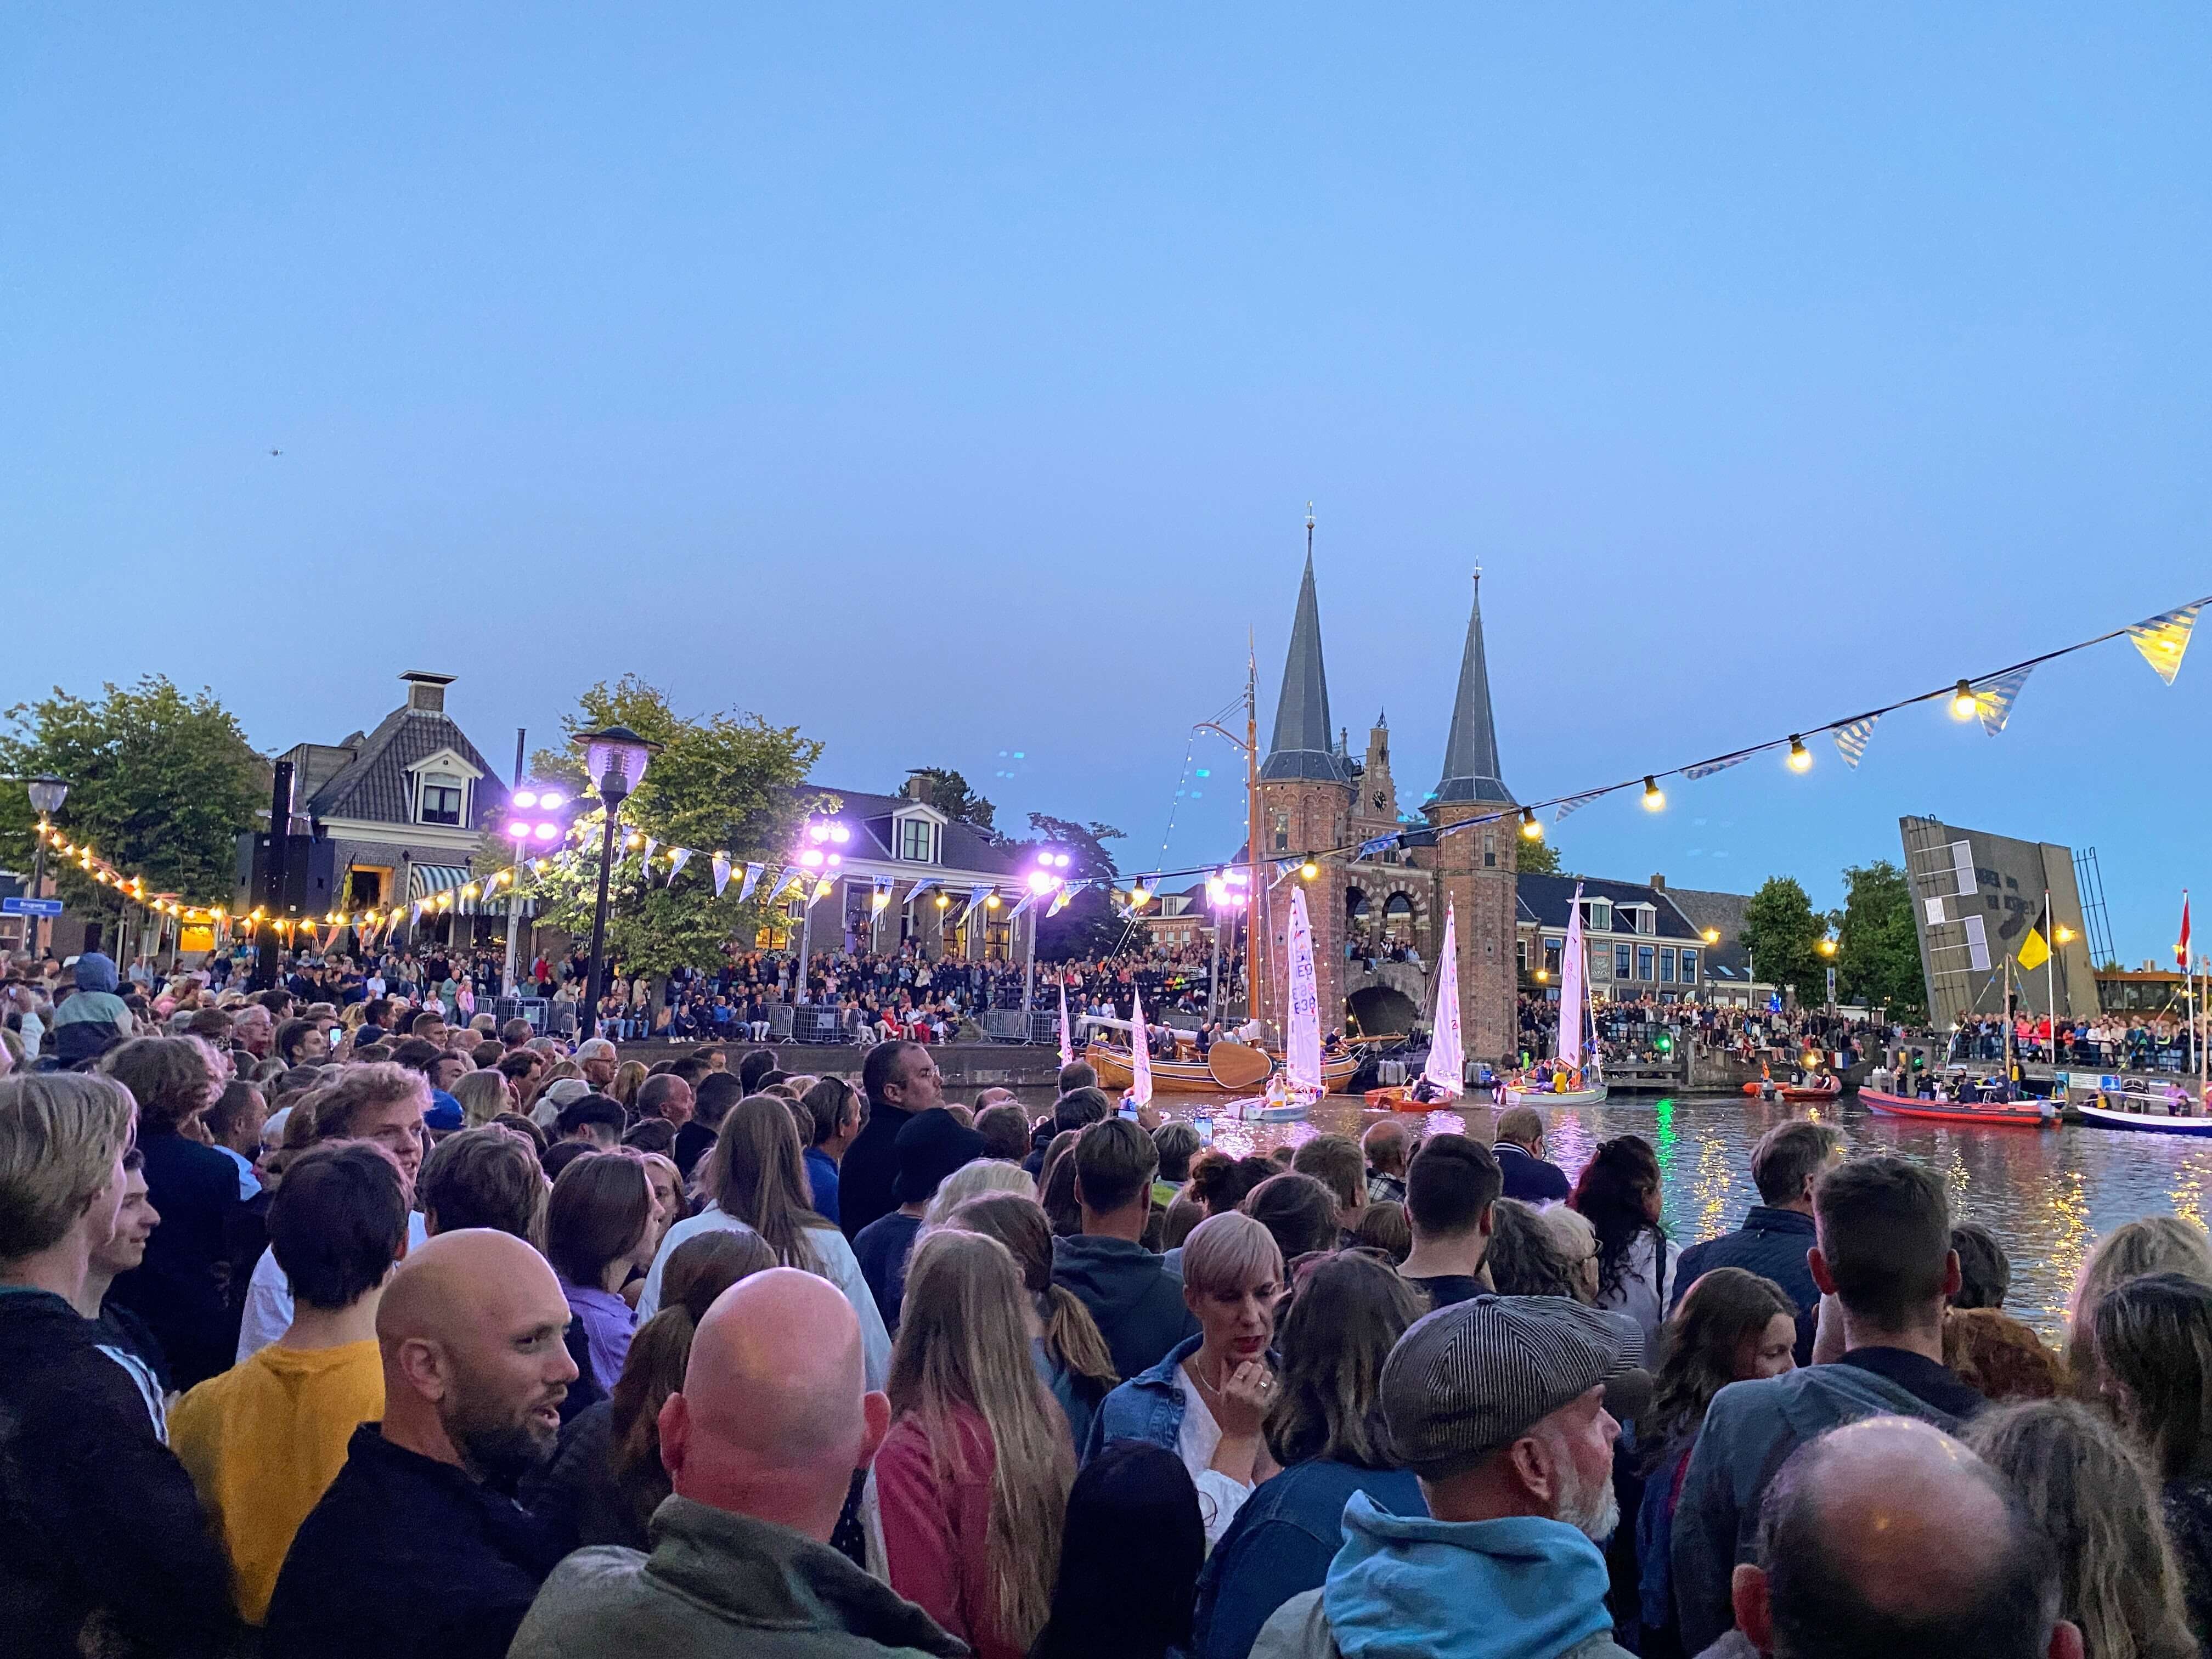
[1119,1099,1139,1121]
[1194,1113,1214,1147]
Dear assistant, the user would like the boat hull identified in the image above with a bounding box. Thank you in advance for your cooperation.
[2076,1103,2212,1136]
[1084,1041,1359,1096]
[1497,1085,1609,1108]
[1860,1090,2052,1127]
[1365,1085,1471,1113]
[1743,1080,1842,1103]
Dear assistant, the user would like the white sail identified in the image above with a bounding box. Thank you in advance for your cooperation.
[1128,986,1154,1106]
[1285,887,1323,1093]
[1421,901,1465,1097]
[1559,881,1585,1068]
[1058,983,1075,1068]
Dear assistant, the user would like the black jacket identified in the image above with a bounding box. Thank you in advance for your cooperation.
[1052,1233,1198,1381]
[264,1423,570,1659]
[837,1099,913,1240]
[106,1128,251,1388]
[1670,1205,1821,1363]
[1494,1142,1571,1204]
[0,1285,236,1658]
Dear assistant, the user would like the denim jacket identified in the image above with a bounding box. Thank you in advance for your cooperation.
[1082,1334,1203,1464]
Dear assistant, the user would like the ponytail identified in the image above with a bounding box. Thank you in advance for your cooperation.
[1042,1283,1119,1391]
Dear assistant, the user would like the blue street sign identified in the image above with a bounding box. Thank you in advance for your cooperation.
[1,897,63,917]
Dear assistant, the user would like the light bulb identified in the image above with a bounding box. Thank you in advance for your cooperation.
[514,790,537,808]
[1299,861,1319,881]
[538,791,563,808]
[1519,809,1543,842]
[1786,736,1812,773]
[1950,679,1978,721]
[1641,776,1665,812]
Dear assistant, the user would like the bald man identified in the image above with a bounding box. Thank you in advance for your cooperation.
[511,1268,963,1659]
[1734,1417,2080,1659]
[264,1230,578,1659]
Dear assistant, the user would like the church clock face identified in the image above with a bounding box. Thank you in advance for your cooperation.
[1372,792,1386,810]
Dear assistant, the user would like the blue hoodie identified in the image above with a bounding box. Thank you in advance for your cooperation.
[1317,1492,1615,1659]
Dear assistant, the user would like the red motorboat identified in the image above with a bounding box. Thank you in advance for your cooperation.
[1742,1075,1842,1103]
[1859,1089,2053,1128]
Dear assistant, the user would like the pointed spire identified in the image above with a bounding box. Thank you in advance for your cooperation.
[1261,520,1351,783]
[1433,571,1514,806]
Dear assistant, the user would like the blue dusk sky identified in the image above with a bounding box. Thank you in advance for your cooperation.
[4,7,2207,961]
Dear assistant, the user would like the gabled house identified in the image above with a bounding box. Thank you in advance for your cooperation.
[246,672,507,924]
[1515,872,1711,1002]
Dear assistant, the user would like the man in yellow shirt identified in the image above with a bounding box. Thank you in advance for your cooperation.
[169,1140,409,1622]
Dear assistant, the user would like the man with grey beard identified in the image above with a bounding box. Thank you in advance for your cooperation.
[1252,1297,1649,1659]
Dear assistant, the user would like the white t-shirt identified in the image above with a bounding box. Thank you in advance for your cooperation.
[1173,1361,1252,1550]
[237,1212,431,1361]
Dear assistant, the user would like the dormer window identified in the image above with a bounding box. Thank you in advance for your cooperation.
[1587,899,1613,933]
[898,816,938,862]
[419,774,466,826]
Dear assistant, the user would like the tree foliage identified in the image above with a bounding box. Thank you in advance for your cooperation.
[503,676,822,978]
[1024,812,1126,961]
[0,678,266,913]
[905,768,995,833]
[1740,876,1828,1006]
[1834,859,1926,1020]
[1516,833,1561,877]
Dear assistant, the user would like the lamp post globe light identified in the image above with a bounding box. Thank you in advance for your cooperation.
[793,817,850,1004]
[1022,847,1072,1014]
[499,782,574,998]
[572,726,657,1043]
[25,774,69,961]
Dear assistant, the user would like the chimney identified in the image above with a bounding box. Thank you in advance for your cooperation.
[904,773,933,806]
[401,671,455,714]
[1650,873,1666,891]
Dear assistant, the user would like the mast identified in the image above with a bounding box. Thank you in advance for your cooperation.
[1245,630,1262,1036]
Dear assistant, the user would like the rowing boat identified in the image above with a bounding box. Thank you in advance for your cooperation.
[1859,1089,2053,1127]
[1742,1076,1842,1103]
[1083,1039,1360,1096]
[2074,1101,2212,1136]
[1496,1081,1609,1107]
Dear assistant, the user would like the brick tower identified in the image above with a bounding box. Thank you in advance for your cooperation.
[1422,573,1519,1065]
[1253,540,1354,1041]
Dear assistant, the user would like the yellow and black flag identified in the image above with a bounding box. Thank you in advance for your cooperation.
[2017,898,2052,972]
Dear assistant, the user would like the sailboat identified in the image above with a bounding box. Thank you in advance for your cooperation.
[1369,899,1470,1112]
[1223,887,1322,1121]
[1497,881,1608,1107]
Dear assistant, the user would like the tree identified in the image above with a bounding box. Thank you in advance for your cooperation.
[904,768,995,834]
[506,676,822,979]
[0,677,266,915]
[1516,833,1561,877]
[1023,812,1126,961]
[1834,859,1926,1020]
[1740,876,1827,1006]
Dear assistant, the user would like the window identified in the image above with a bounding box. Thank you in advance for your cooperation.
[1637,945,1656,981]
[1659,947,1676,984]
[1588,900,1612,933]
[419,775,464,826]
[1272,811,1290,853]
[898,817,935,862]
[1543,936,1563,976]
[1590,940,1607,977]
[1616,943,1634,979]
[1517,938,1530,971]
[1483,830,1496,869]
[1680,948,1699,984]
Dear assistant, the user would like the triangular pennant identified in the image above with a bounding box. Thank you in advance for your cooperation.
[1003,891,1035,922]
[739,862,763,902]
[1047,878,1086,918]
[871,876,894,911]
[2128,603,2200,686]
[1973,667,2033,735]
[642,836,659,872]
[666,848,692,883]
[1684,753,1750,781]
[1832,716,1879,770]
[1554,792,1602,824]
[1356,833,1401,859]
[711,851,731,896]
[906,878,940,904]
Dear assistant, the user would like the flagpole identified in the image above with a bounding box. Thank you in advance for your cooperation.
[2044,887,2055,1072]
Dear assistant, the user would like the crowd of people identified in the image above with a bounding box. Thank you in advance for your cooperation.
[1949,1011,2204,1073]
[4,950,2211,1659]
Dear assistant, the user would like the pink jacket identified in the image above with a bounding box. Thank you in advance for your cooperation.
[875,1407,1022,1659]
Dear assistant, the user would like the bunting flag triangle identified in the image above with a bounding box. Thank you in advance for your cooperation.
[1047,878,1085,918]
[1973,667,2033,735]
[641,837,659,876]
[1356,833,1401,858]
[1554,792,1602,825]
[1685,753,1750,781]
[1832,715,1879,770]
[1002,891,1036,922]
[666,848,692,883]
[739,862,764,902]
[2128,603,2200,686]
[710,851,731,896]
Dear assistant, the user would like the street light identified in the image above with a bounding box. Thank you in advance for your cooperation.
[794,816,849,987]
[24,774,68,960]
[1023,847,1072,1012]
[572,726,657,1042]
[501,783,575,995]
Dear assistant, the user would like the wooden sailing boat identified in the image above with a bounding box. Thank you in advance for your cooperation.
[1497,879,1608,1107]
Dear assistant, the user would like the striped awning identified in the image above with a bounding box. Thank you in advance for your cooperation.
[409,864,472,899]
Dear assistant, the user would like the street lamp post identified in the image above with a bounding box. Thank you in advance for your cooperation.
[793,817,850,1018]
[573,727,657,1044]
[500,783,572,1011]
[25,774,68,961]
[1022,848,1071,1014]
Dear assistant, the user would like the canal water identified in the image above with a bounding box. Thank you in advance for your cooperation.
[1008,1089,2212,1338]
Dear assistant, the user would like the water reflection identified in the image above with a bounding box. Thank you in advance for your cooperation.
[1044,1091,2212,1337]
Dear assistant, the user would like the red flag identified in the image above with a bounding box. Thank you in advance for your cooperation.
[2180,891,2193,968]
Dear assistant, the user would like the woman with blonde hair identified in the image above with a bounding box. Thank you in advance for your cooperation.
[636,1093,890,1388]
[608,1059,648,1113]
[2067,1216,2212,1402]
[1088,1210,1283,1547]
[450,1068,510,1131]
[923,1158,1036,1225]
[941,1192,1117,1447]
[1964,1397,2199,1659]
[876,1228,1075,1659]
